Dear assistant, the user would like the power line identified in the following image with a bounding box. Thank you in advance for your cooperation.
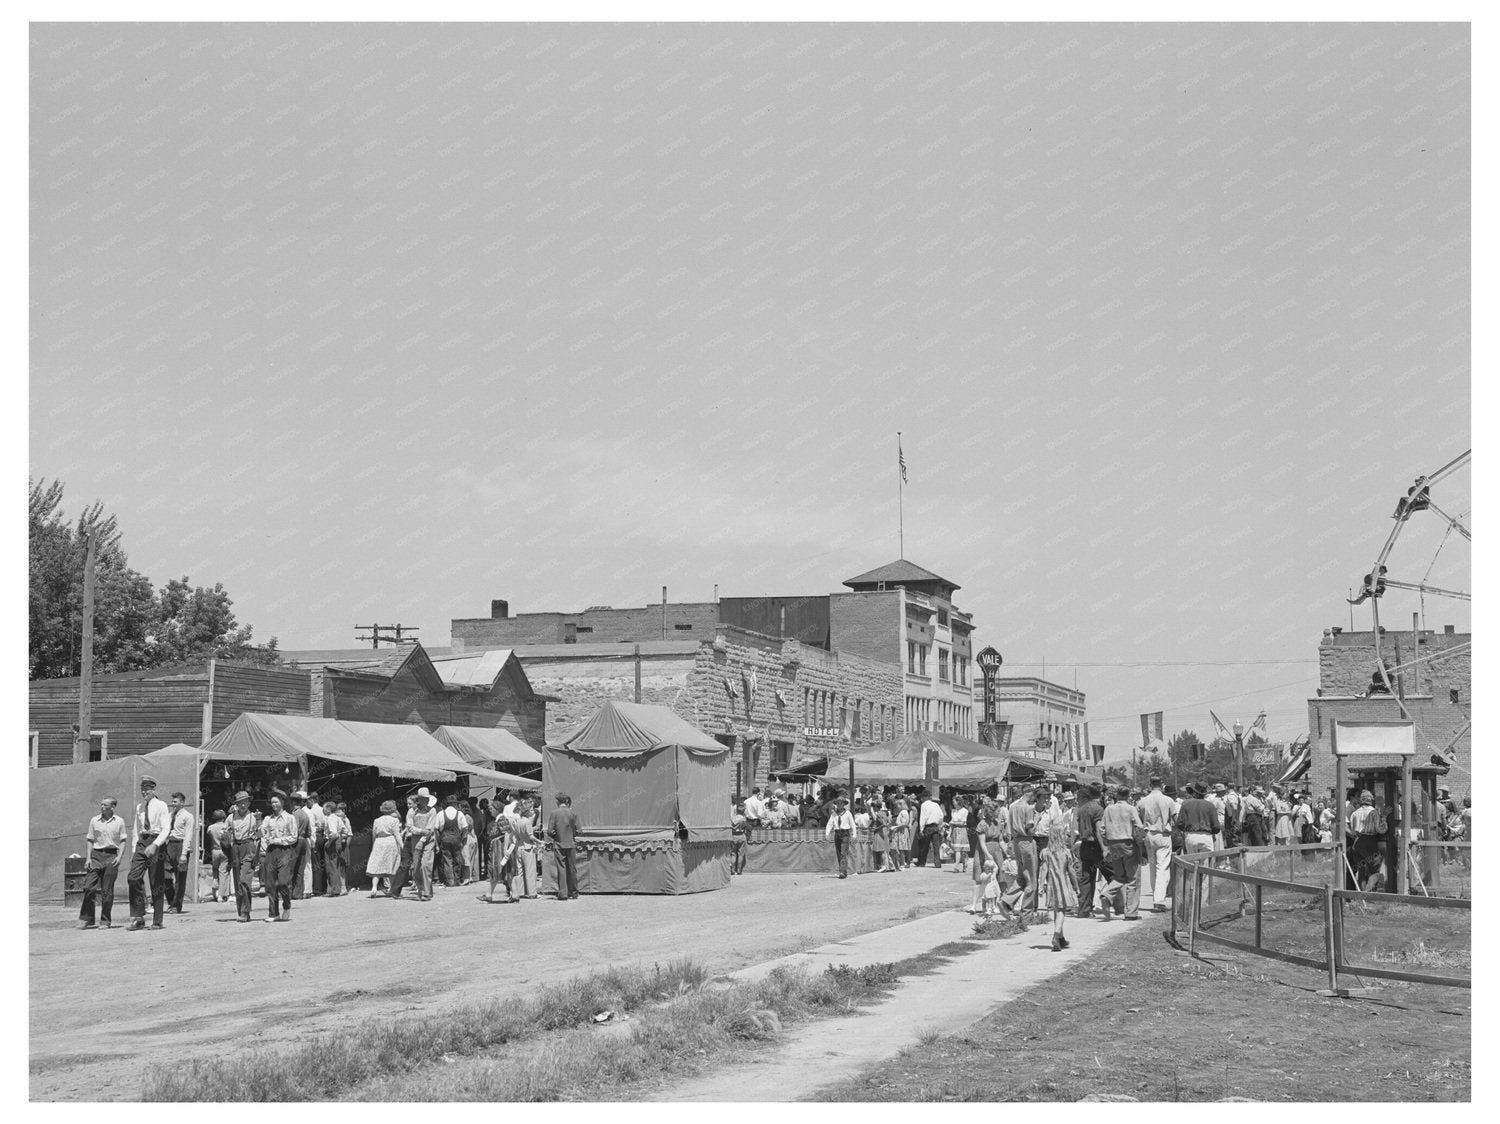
[1082,673,1321,724]
[998,659,1316,668]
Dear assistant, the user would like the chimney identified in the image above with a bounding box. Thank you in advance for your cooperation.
[1444,624,1455,635]
[491,599,509,619]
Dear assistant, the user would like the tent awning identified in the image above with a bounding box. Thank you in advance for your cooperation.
[432,724,543,767]
[547,700,727,758]
[196,713,537,783]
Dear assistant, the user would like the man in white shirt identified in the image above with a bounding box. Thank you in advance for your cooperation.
[126,775,171,931]
[259,794,299,921]
[825,797,857,878]
[743,787,767,826]
[915,792,946,868]
[1207,784,1227,851]
[1136,777,1176,912]
[164,791,196,914]
[80,797,128,929]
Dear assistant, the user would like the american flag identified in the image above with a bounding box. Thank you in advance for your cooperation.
[1248,711,1269,744]
[899,439,907,484]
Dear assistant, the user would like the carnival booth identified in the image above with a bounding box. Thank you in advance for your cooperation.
[540,701,732,895]
[749,730,1012,875]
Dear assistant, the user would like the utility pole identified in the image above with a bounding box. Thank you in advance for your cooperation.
[72,528,98,764]
[355,624,419,648]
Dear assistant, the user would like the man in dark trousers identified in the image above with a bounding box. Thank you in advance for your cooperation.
[224,790,261,923]
[474,798,494,880]
[547,792,581,900]
[126,775,170,931]
[163,790,195,914]
[289,791,313,900]
[79,796,128,929]
[436,795,467,888]
[1072,784,1105,918]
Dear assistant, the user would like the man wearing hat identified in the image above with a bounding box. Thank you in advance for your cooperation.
[1348,790,1387,891]
[1096,785,1145,921]
[405,788,440,901]
[1174,782,1221,856]
[224,790,261,922]
[825,796,857,878]
[125,774,171,931]
[1241,785,1269,847]
[79,797,128,929]
[1222,782,1243,848]
[1206,784,1227,851]
[259,793,299,920]
[1072,784,1105,918]
[1137,777,1176,912]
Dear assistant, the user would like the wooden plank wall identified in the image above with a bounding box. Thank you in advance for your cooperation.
[211,662,314,734]
[29,677,208,766]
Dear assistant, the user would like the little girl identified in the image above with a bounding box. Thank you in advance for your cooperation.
[981,860,1002,916]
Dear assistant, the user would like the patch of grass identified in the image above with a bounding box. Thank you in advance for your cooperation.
[140,957,708,1102]
[970,913,1028,941]
[354,956,937,1101]
[810,921,1470,1103]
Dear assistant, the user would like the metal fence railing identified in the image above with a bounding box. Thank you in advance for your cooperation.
[1171,844,1470,993]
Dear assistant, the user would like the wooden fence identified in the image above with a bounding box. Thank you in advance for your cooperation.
[1171,843,1470,993]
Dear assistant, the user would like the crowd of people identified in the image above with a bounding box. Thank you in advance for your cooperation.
[73,771,1469,932]
[75,776,580,929]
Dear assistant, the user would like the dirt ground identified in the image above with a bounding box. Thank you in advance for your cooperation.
[30,867,975,1101]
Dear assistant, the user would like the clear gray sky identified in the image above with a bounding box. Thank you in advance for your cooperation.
[29,22,1471,753]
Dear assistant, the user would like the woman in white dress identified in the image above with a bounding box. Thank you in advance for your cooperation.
[365,800,402,897]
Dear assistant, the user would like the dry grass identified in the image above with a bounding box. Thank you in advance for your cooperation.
[141,958,708,1102]
[809,921,1470,1102]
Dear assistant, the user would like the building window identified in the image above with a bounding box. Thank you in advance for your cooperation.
[28,732,38,769]
[770,740,793,774]
[937,607,949,626]
[907,642,916,674]
[575,625,593,633]
[674,624,693,631]
[938,649,949,682]
[919,645,929,677]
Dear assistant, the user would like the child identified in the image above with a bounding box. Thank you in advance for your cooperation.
[981,860,1002,916]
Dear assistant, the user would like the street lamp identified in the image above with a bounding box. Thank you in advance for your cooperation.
[1232,719,1245,789]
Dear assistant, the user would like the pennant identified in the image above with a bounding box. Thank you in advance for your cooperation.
[723,676,738,699]
[1139,711,1163,747]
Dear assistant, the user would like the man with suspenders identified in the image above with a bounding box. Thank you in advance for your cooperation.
[125,775,170,931]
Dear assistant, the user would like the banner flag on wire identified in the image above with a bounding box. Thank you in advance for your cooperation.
[1209,710,1232,741]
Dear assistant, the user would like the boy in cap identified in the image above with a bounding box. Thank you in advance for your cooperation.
[126,775,170,930]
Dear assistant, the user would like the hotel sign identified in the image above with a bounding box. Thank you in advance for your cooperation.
[977,646,1003,723]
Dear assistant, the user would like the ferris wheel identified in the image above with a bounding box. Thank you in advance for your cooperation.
[1347,449,1470,769]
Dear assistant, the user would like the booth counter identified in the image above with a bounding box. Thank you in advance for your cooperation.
[742,827,876,875]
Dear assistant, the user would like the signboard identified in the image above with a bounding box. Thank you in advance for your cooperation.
[977,646,1002,724]
[1332,720,1415,757]
[1250,749,1277,767]
[978,721,1013,753]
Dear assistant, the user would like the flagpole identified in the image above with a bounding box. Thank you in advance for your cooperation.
[897,431,904,560]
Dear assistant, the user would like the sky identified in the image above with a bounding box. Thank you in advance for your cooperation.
[28,21,1472,755]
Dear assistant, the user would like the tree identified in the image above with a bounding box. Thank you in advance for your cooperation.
[28,478,278,679]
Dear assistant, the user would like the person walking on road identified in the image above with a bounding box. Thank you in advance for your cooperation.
[79,796,128,929]
[1034,799,1077,951]
[1175,783,1221,856]
[1097,785,1144,921]
[258,794,298,922]
[366,800,402,897]
[206,810,231,902]
[1003,786,1040,915]
[288,791,313,901]
[405,788,440,901]
[163,791,195,914]
[826,797,857,878]
[1072,785,1105,918]
[1137,777,1175,912]
[547,792,581,900]
[125,775,170,932]
[914,791,946,868]
[224,790,260,922]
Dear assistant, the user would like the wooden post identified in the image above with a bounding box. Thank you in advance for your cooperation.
[1398,754,1413,895]
[72,529,99,764]
[633,645,641,703]
[1188,866,1201,956]
[1332,888,1344,990]
[1254,883,1263,948]
[848,756,855,801]
[1334,752,1348,890]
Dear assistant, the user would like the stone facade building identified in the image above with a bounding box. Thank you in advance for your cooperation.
[1305,625,1471,800]
[451,557,980,744]
[991,677,1090,762]
[514,624,905,791]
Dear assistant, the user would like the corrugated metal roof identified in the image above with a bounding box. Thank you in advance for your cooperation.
[430,649,515,688]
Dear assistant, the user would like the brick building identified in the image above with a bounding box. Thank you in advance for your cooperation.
[28,661,312,768]
[991,677,1090,762]
[1305,625,1471,800]
[451,557,979,742]
[514,624,905,790]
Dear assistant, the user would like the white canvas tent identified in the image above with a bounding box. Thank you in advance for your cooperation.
[431,724,543,769]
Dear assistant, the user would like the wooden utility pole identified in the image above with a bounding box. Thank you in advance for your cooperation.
[72,529,98,764]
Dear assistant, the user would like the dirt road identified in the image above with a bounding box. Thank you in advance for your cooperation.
[30,868,975,1101]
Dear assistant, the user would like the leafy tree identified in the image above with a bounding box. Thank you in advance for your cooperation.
[28,478,278,679]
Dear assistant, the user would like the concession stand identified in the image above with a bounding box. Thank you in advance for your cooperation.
[540,701,733,895]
